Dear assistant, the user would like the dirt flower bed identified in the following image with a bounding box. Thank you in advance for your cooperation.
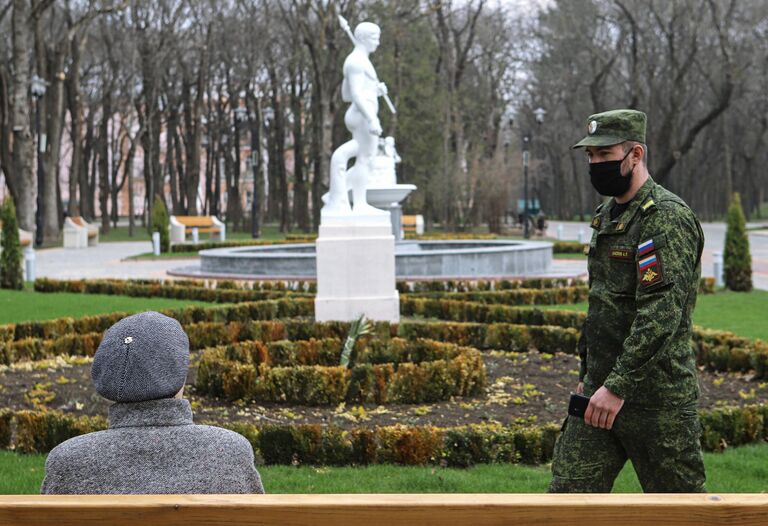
[1,350,765,429]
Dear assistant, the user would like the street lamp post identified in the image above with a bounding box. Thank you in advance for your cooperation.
[522,107,546,240]
[522,135,530,239]
[31,75,47,247]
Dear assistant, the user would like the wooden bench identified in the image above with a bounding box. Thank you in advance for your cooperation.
[63,216,99,248]
[0,494,765,526]
[170,215,225,245]
[402,214,424,236]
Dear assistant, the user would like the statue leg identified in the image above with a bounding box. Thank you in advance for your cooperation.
[322,139,358,214]
[349,130,387,215]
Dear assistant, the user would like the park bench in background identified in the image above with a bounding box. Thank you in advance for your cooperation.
[402,214,424,236]
[63,217,99,249]
[170,215,226,245]
[0,494,765,526]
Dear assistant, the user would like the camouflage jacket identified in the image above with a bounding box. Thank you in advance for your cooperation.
[579,176,705,408]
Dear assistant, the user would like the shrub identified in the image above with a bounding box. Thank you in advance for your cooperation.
[195,338,486,405]
[6,404,768,463]
[150,196,170,253]
[723,193,752,292]
[0,410,12,449]
[13,410,107,454]
[0,196,24,290]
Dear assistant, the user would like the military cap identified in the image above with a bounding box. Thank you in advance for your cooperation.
[572,109,646,149]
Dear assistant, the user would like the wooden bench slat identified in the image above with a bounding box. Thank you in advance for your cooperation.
[0,494,765,526]
[176,216,216,227]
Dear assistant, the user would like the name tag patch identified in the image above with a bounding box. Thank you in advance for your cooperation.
[638,253,663,287]
[609,248,634,261]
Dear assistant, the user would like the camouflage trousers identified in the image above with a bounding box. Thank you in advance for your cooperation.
[548,404,706,493]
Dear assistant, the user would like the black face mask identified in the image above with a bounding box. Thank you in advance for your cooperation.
[589,149,634,197]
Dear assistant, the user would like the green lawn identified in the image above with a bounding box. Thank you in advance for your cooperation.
[540,290,768,341]
[553,253,587,260]
[4,442,768,494]
[0,288,219,324]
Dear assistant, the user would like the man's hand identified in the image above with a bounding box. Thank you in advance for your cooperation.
[377,82,388,96]
[369,117,383,136]
[576,382,584,394]
[583,385,624,430]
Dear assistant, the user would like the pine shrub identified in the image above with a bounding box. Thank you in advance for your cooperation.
[0,196,24,289]
[150,195,171,252]
[724,193,752,291]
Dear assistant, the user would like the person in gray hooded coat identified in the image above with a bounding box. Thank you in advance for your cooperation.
[41,311,264,494]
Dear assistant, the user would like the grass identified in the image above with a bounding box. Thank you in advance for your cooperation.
[553,253,587,260]
[539,290,768,341]
[4,442,768,494]
[0,287,220,324]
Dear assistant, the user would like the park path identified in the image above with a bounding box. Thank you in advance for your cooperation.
[548,221,768,291]
[30,223,768,290]
[34,241,183,280]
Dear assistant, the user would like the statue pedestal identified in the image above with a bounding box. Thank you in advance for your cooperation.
[314,219,399,322]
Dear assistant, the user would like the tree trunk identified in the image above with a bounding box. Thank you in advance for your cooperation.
[98,94,111,233]
[9,0,36,231]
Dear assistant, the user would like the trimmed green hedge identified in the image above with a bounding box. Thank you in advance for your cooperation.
[404,286,589,306]
[397,278,581,293]
[5,316,767,379]
[196,338,486,405]
[13,410,107,454]
[694,328,768,378]
[170,237,317,253]
[401,298,587,328]
[0,298,314,343]
[34,278,312,304]
[5,403,768,465]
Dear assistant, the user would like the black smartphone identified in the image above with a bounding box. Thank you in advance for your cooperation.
[568,393,591,419]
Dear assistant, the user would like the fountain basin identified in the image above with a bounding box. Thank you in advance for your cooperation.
[170,240,554,280]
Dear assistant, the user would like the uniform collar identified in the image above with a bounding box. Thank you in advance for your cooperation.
[599,176,656,233]
[108,398,194,429]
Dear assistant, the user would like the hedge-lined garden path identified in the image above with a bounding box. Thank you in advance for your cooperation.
[2,347,765,429]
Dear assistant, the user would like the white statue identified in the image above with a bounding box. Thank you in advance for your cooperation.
[322,20,396,217]
[370,136,401,187]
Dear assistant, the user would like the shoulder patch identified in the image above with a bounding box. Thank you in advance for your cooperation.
[638,253,664,288]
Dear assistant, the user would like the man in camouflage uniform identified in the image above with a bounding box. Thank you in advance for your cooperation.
[548,109,706,493]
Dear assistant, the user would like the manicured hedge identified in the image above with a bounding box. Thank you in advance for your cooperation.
[397,277,581,293]
[34,278,311,304]
[196,338,486,405]
[170,237,316,253]
[6,315,767,379]
[404,286,589,306]
[401,298,587,328]
[694,328,768,378]
[12,410,106,454]
[553,241,586,254]
[0,298,314,342]
[5,403,768,464]
[404,233,498,241]
[0,410,12,450]
[0,332,102,364]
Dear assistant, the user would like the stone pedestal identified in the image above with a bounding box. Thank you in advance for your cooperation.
[315,218,399,322]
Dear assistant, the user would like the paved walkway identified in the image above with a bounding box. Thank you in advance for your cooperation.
[31,222,768,291]
[34,242,185,281]
[548,221,768,290]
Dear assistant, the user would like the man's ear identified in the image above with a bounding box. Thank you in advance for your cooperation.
[632,144,644,165]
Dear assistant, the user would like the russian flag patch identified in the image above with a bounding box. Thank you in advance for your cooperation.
[638,253,663,287]
[638,238,655,256]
